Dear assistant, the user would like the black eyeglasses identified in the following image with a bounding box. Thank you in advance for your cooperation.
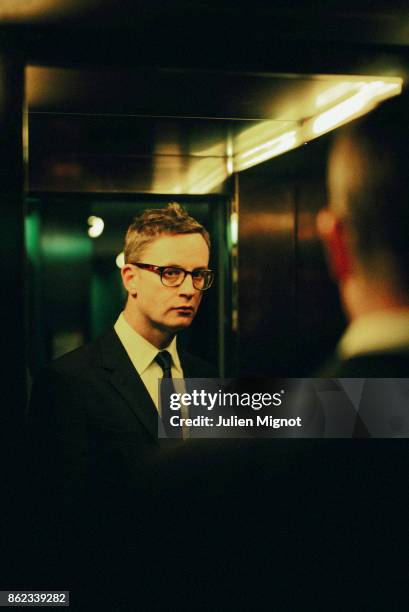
[129,262,215,291]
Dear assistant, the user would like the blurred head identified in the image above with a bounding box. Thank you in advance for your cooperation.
[121,203,211,346]
[317,93,409,318]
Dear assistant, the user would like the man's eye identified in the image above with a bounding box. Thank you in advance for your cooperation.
[192,270,205,279]
[163,268,182,277]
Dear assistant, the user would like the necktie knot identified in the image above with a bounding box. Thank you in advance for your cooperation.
[155,350,172,378]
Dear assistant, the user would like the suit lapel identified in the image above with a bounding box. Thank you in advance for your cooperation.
[98,329,159,441]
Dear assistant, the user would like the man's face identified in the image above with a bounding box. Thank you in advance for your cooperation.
[126,233,210,337]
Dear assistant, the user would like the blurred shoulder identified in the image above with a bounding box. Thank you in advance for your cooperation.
[318,350,409,377]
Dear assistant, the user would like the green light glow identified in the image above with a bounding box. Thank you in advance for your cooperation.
[41,233,91,260]
[25,211,41,265]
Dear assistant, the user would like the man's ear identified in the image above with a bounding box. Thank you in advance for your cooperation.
[121,264,138,296]
[316,208,352,281]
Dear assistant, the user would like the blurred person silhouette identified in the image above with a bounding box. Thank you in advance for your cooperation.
[317,92,409,377]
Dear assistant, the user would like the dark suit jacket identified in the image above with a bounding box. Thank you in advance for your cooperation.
[318,350,409,437]
[28,328,216,502]
[319,349,409,377]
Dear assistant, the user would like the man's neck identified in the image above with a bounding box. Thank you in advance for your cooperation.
[341,274,409,321]
[122,308,174,350]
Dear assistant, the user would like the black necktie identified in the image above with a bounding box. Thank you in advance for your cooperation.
[155,351,182,438]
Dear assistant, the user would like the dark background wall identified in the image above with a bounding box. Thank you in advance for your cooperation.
[238,134,346,376]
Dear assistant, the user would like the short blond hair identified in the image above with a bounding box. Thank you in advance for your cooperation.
[124,203,210,263]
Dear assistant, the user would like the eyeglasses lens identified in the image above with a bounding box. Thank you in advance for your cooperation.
[161,268,213,290]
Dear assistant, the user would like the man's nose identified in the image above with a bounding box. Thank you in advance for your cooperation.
[178,273,196,295]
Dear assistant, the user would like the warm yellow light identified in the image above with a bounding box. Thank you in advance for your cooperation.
[315,81,366,108]
[236,131,298,171]
[0,0,98,22]
[87,215,104,238]
[226,139,234,158]
[230,212,239,246]
[115,252,125,269]
[234,121,295,157]
[187,167,227,194]
[312,81,402,136]
[313,94,367,135]
[183,158,227,194]
[179,75,402,192]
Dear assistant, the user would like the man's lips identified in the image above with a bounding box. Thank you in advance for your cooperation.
[172,306,194,312]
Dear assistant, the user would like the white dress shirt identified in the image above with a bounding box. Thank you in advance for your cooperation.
[114,312,184,413]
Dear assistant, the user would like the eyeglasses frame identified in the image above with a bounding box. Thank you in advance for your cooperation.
[127,262,215,291]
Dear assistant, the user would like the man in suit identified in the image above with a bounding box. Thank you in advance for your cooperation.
[317,93,409,377]
[28,202,216,505]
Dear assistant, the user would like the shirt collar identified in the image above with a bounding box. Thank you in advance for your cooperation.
[114,312,183,376]
[338,309,409,360]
